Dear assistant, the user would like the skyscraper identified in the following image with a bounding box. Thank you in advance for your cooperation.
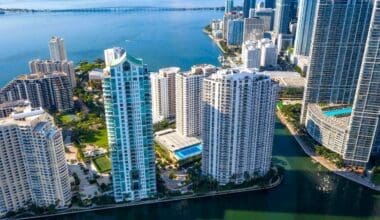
[227,18,244,46]
[0,72,73,112]
[344,0,380,166]
[225,0,234,13]
[252,8,275,31]
[242,40,261,69]
[243,17,265,42]
[301,0,373,124]
[202,69,278,185]
[176,64,216,137]
[294,0,317,57]
[273,0,292,34]
[150,67,180,123]
[49,36,68,61]
[243,0,256,18]
[102,47,156,202]
[29,59,76,88]
[0,106,71,216]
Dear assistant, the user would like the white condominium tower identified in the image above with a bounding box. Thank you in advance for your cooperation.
[344,0,380,165]
[102,47,156,202]
[49,36,68,61]
[0,106,71,217]
[175,64,217,137]
[202,69,278,185]
[150,67,180,123]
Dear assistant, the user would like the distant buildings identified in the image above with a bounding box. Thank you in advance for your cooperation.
[223,12,240,40]
[250,8,275,32]
[243,17,264,42]
[242,39,277,69]
[227,18,244,46]
[49,36,68,61]
[202,68,278,185]
[0,72,73,112]
[242,41,261,69]
[243,0,256,18]
[225,0,234,13]
[150,67,180,123]
[277,33,293,52]
[29,59,76,87]
[273,0,292,34]
[293,0,316,57]
[176,64,217,137]
[260,38,277,67]
[102,47,156,202]
[0,106,71,216]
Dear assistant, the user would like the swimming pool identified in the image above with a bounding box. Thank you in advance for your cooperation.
[174,144,202,160]
[323,107,352,117]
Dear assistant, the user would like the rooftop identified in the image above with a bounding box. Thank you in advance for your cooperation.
[155,128,201,152]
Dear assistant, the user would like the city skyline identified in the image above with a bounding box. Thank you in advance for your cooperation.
[0,0,380,218]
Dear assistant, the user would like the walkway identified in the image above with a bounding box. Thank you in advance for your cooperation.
[276,111,380,192]
[21,175,283,219]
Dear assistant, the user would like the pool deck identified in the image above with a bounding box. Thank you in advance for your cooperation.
[155,128,201,153]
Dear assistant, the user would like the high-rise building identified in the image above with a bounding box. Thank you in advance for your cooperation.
[0,72,73,112]
[201,68,278,185]
[301,0,373,124]
[176,64,217,137]
[223,12,240,40]
[294,0,317,57]
[273,0,296,34]
[150,67,180,123]
[29,59,76,87]
[0,100,29,118]
[227,18,244,46]
[242,41,261,69]
[260,38,277,67]
[0,106,71,217]
[102,47,156,202]
[225,0,234,13]
[49,36,67,61]
[265,0,276,8]
[243,0,256,18]
[344,0,380,166]
[251,8,275,31]
[243,17,265,42]
[277,33,294,52]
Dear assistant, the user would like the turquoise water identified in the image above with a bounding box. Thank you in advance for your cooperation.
[0,5,223,87]
[323,107,353,117]
[174,144,202,160]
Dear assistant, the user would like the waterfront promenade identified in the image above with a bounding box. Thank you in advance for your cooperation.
[21,175,283,219]
[276,111,380,192]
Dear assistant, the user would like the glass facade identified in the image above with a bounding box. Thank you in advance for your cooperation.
[301,0,373,124]
[344,1,380,165]
[103,48,156,202]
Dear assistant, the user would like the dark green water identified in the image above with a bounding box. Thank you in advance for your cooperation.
[51,120,380,220]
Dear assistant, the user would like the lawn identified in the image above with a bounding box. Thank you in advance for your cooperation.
[60,114,80,123]
[81,128,109,149]
[93,156,111,173]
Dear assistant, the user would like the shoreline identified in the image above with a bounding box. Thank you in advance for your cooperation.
[21,175,283,219]
[276,111,380,192]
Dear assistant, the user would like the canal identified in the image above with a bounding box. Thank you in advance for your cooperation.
[51,120,380,220]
